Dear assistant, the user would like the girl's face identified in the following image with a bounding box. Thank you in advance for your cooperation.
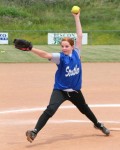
[61,41,74,55]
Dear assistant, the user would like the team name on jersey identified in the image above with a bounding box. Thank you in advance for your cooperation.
[65,65,80,77]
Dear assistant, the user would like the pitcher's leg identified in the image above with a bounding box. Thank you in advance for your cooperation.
[35,90,65,132]
[26,90,65,142]
[70,90,110,135]
[70,91,98,124]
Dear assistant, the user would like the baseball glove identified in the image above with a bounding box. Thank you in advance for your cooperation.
[13,39,32,51]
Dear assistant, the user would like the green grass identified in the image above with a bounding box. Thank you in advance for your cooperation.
[0,0,120,45]
[0,45,120,63]
[82,45,120,62]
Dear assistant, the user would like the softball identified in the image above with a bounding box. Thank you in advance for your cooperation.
[71,6,80,14]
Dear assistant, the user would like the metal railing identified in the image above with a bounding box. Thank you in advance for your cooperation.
[0,30,120,45]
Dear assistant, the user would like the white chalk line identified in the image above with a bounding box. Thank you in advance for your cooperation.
[0,104,120,114]
[0,119,120,132]
[0,104,120,130]
[0,104,120,128]
[0,119,120,126]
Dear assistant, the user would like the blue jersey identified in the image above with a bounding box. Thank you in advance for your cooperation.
[52,49,82,90]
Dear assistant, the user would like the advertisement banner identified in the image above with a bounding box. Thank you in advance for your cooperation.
[0,33,8,44]
[48,33,88,45]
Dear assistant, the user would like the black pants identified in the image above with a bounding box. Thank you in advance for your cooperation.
[35,90,98,133]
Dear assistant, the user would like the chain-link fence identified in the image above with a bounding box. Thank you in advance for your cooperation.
[0,30,120,45]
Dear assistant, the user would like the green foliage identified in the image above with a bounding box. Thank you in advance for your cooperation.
[0,6,29,17]
[0,0,119,45]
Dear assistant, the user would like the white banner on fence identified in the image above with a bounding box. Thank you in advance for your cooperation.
[48,33,88,45]
[0,33,8,44]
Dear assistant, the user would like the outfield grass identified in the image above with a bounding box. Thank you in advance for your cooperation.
[0,45,120,63]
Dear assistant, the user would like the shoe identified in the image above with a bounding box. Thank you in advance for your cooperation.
[26,129,37,143]
[94,123,110,136]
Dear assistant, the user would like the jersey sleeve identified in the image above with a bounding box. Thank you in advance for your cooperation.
[49,53,60,65]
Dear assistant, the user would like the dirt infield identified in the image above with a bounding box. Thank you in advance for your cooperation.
[0,63,120,150]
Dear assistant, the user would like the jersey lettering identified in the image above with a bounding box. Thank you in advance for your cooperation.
[65,65,80,77]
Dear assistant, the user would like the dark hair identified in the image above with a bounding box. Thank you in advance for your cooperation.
[61,37,74,46]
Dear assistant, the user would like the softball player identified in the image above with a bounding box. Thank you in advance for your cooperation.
[25,12,110,143]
